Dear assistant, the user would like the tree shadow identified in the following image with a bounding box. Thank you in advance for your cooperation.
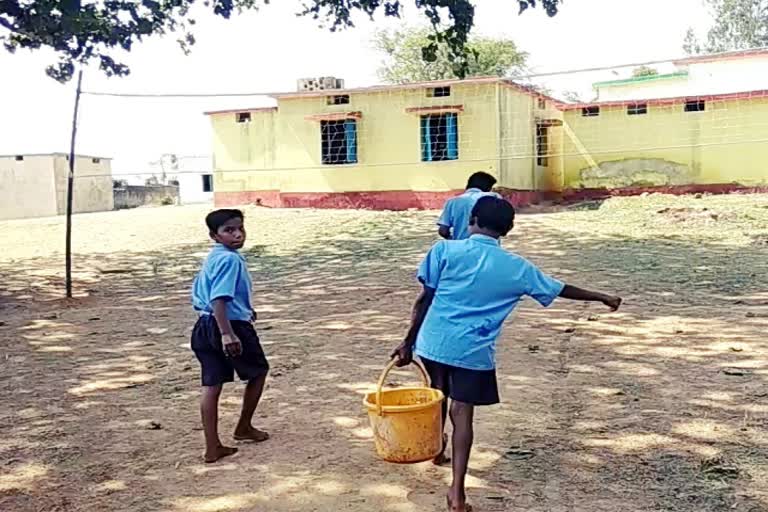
[1,201,767,511]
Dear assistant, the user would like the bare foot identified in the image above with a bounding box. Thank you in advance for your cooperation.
[204,445,238,464]
[447,493,472,512]
[233,427,270,442]
[433,434,451,465]
[433,452,451,465]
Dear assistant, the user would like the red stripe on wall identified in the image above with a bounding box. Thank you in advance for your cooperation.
[214,190,283,208]
[214,189,551,210]
[562,183,768,201]
[214,184,767,211]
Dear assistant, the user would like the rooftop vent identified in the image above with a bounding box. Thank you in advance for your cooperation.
[297,77,345,92]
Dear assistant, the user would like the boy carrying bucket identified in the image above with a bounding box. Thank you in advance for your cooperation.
[392,196,621,512]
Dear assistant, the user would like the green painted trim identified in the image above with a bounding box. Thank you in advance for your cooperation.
[593,71,689,88]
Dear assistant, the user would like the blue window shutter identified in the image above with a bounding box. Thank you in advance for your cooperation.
[422,116,433,161]
[344,120,357,163]
[446,113,458,160]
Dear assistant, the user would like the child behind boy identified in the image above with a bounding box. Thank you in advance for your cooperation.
[393,196,621,512]
[437,171,499,241]
[191,209,270,463]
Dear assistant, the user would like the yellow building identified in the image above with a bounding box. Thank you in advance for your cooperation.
[206,77,562,209]
[560,89,768,194]
[206,68,767,210]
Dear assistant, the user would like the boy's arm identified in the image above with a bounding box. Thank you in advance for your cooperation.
[391,286,436,367]
[559,284,622,311]
[436,201,453,240]
[206,255,245,357]
[212,299,243,357]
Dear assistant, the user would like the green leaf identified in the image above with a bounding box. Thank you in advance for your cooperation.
[1,0,560,82]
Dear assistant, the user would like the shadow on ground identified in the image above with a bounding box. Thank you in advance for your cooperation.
[1,203,767,511]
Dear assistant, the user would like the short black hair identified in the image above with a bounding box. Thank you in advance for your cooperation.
[466,172,497,192]
[471,196,515,235]
[205,209,244,234]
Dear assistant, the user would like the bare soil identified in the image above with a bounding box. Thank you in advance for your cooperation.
[1,194,767,512]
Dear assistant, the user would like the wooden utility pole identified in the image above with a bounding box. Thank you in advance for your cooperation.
[65,69,84,298]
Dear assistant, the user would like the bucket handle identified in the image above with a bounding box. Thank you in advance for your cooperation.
[376,358,430,416]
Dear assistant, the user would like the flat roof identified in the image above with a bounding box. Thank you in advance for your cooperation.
[593,71,689,88]
[267,76,561,102]
[673,47,768,65]
[0,152,112,160]
[561,88,768,110]
[203,106,277,116]
[204,77,563,116]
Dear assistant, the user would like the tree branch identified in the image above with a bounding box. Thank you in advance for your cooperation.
[0,15,20,34]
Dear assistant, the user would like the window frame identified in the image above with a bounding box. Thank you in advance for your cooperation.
[202,174,214,193]
[536,124,549,167]
[320,119,358,165]
[327,95,350,105]
[684,99,706,112]
[420,112,459,162]
[427,86,451,98]
[627,103,648,116]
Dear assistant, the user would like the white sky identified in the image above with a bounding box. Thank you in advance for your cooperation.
[0,0,712,175]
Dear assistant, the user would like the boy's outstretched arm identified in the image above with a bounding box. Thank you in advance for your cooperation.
[559,284,622,311]
[391,286,436,367]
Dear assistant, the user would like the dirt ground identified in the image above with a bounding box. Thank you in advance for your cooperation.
[1,193,768,512]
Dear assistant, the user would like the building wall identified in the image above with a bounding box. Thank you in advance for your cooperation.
[211,83,507,209]
[209,74,768,210]
[498,86,534,190]
[685,55,768,96]
[52,156,114,214]
[0,156,58,220]
[561,95,768,190]
[113,185,180,209]
[178,172,214,204]
[176,156,214,204]
[596,55,768,102]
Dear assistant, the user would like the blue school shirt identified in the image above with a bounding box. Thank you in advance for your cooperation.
[414,235,565,371]
[191,244,253,322]
[437,188,500,240]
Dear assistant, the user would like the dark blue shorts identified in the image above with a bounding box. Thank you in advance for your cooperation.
[191,315,269,387]
[421,357,500,406]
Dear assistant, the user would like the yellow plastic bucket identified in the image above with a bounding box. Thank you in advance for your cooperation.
[363,359,445,464]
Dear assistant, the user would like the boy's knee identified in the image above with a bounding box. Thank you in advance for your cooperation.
[248,371,268,383]
[202,384,223,396]
[449,400,474,417]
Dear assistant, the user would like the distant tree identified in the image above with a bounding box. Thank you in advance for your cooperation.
[112,179,128,189]
[632,66,659,77]
[561,90,583,103]
[683,29,705,55]
[683,0,768,54]
[374,27,528,83]
[0,0,561,82]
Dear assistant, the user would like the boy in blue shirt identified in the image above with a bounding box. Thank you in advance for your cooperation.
[393,196,621,512]
[437,171,499,240]
[191,209,270,463]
